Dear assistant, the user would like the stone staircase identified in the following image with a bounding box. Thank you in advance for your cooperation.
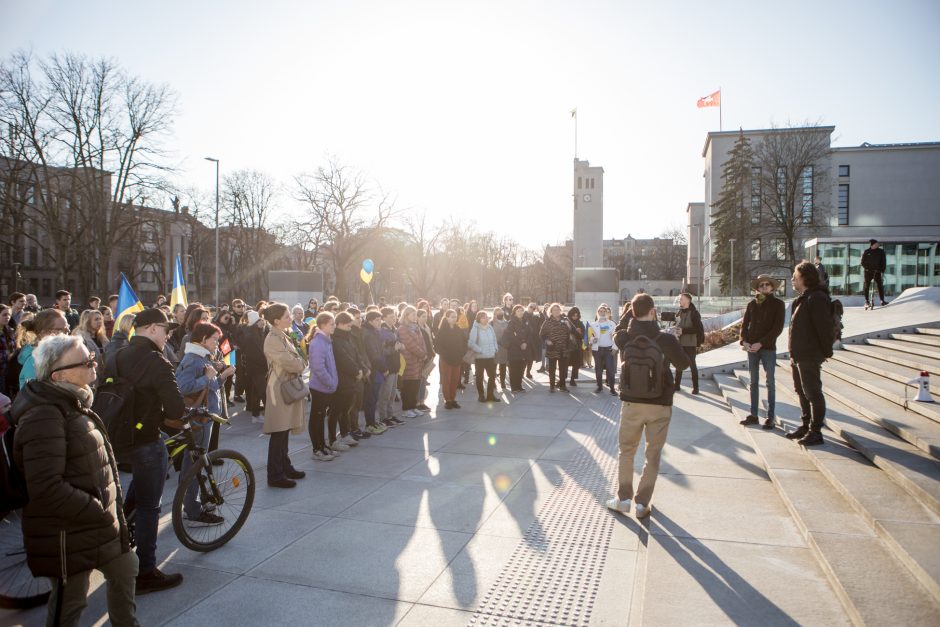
[714,326,940,626]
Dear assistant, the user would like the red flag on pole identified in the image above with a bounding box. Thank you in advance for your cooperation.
[696,90,721,108]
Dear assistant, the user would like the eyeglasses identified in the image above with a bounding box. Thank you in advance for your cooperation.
[51,357,97,373]
[758,282,773,288]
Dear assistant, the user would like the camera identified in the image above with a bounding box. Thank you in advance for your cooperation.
[659,311,676,322]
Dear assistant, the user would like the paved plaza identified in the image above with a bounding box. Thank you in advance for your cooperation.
[4,372,852,626]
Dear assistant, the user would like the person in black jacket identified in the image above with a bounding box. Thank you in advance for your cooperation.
[673,294,704,395]
[108,307,185,594]
[860,239,887,307]
[362,311,390,432]
[330,312,364,450]
[236,311,268,419]
[739,275,786,429]
[566,307,586,386]
[524,302,543,377]
[786,261,834,446]
[505,305,529,392]
[434,309,466,409]
[13,335,138,626]
[607,294,689,519]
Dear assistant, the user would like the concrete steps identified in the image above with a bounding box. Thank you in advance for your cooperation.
[831,349,940,395]
[868,338,940,361]
[892,332,940,348]
[771,361,940,517]
[842,342,940,378]
[819,359,940,458]
[918,328,940,337]
[714,374,940,624]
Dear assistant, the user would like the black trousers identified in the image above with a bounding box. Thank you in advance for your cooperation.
[474,358,497,398]
[792,360,826,432]
[568,349,581,381]
[863,270,885,303]
[497,363,507,387]
[509,360,525,390]
[309,390,332,450]
[675,346,699,391]
[267,430,292,481]
[401,378,420,411]
[548,356,568,388]
[331,390,353,440]
[234,350,247,396]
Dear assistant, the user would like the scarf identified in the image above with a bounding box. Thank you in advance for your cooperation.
[52,380,94,408]
[183,342,213,358]
[755,293,767,304]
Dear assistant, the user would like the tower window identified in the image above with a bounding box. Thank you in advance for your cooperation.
[578,177,582,189]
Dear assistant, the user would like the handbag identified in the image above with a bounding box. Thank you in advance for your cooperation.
[165,382,210,431]
[280,373,308,404]
[463,327,477,364]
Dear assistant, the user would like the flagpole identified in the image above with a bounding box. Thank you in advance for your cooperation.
[574,111,578,158]
[719,86,723,131]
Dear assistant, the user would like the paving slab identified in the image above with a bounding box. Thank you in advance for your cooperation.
[248,518,471,602]
[337,478,504,534]
[400,451,535,489]
[259,468,389,516]
[468,416,571,437]
[302,445,428,478]
[418,533,522,609]
[364,427,466,452]
[439,431,555,459]
[165,576,410,626]
[397,605,477,626]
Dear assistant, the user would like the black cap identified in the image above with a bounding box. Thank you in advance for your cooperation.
[133,308,169,328]
[869,238,878,244]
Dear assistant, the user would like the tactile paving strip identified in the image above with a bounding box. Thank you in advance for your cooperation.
[469,396,622,627]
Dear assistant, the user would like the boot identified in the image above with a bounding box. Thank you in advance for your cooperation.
[798,431,824,446]
[786,425,809,440]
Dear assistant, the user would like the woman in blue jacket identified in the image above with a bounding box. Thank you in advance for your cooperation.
[176,322,234,526]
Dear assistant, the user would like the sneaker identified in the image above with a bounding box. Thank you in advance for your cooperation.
[786,426,809,440]
[558,385,569,392]
[444,401,455,409]
[286,469,306,479]
[381,418,398,428]
[185,510,225,527]
[452,402,461,409]
[313,448,335,461]
[739,415,759,426]
[635,503,652,518]
[366,424,387,435]
[609,388,618,396]
[486,396,501,403]
[233,395,245,403]
[595,385,603,393]
[569,380,578,387]
[389,417,405,426]
[798,431,824,446]
[605,497,631,514]
[403,410,418,418]
[417,403,431,411]
[691,389,700,395]
[343,434,359,447]
[331,439,350,451]
[762,418,775,430]
[354,429,371,439]
[136,568,184,594]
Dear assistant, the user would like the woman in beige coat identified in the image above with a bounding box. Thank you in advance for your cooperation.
[262,303,308,488]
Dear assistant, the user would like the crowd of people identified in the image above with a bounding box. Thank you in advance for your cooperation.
[1,259,839,626]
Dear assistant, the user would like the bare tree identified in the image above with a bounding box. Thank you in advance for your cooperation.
[402,211,445,298]
[753,124,832,267]
[294,158,394,300]
[220,169,278,301]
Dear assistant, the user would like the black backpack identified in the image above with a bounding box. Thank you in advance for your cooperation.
[92,350,140,462]
[1,421,28,513]
[620,335,665,399]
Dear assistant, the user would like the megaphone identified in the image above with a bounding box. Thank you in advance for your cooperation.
[907,371,935,403]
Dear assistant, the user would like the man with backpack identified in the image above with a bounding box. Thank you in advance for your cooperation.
[106,308,185,594]
[861,238,887,307]
[786,261,834,446]
[607,293,689,519]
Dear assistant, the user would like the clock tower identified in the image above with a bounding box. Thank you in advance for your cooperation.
[573,158,604,268]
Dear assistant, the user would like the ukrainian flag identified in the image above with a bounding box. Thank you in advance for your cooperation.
[170,255,188,309]
[115,273,145,329]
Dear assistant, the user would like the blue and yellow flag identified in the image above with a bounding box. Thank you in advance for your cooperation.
[170,255,188,309]
[115,273,145,329]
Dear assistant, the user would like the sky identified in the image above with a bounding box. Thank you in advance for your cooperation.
[2,0,939,250]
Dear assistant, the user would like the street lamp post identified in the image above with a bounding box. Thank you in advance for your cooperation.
[204,157,220,306]
[729,238,736,312]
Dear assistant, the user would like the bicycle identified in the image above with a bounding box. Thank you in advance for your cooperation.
[128,406,256,552]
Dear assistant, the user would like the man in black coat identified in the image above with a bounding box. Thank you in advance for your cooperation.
[607,294,689,519]
[860,239,887,307]
[739,275,786,430]
[109,307,185,593]
[786,262,834,446]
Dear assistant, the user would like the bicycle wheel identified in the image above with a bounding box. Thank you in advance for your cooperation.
[171,449,255,552]
[0,509,51,609]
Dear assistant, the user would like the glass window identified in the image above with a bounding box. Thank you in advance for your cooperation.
[838,184,849,226]
[771,239,787,261]
[578,177,582,189]
[591,178,595,189]
[838,165,850,177]
[41,278,51,297]
[751,239,761,260]
[800,166,813,223]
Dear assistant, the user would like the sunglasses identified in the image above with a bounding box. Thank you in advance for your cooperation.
[758,282,773,288]
[52,357,97,373]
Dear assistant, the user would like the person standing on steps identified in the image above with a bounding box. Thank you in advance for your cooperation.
[814,255,829,289]
[673,293,705,395]
[861,238,887,307]
[739,275,786,430]
[786,261,834,446]
[606,293,689,519]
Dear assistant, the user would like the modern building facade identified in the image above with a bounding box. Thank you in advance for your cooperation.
[693,127,940,298]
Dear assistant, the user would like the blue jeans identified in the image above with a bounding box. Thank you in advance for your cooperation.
[748,349,776,418]
[593,347,616,389]
[364,374,381,426]
[179,424,211,518]
[127,438,168,573]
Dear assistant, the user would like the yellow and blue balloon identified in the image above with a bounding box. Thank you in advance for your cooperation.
[360,259,374,284]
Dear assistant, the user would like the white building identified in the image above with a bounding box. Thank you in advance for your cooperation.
[573,158,604,269]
